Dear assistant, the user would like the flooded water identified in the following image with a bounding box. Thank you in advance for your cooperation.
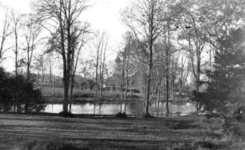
[44,101,196,117]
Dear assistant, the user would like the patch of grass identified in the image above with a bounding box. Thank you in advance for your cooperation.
[144,113,155,118]
[172,139,225,150]
[226,141,245,150]
[165,120,199,130]
[194,117,245,150]
[172,142,196,150]
[2,114,236,149]
[22,139,89,150]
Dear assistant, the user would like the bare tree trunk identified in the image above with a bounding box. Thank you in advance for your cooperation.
[69,76,74,112]
[12,12,20,112]
[165,53,170,116]
[125,52,129,100]
[196,54,201,114]
[124,52,129,113]
[95,56,99,98]
[59,0,68,114]
[146,46,153,116]
[100,45,107,98]
[49,57,52,95]
[121,53,125,99]
[0,5,12,62]
[95,32,106,99]
[14,35,18,76]
[165,20,170,117]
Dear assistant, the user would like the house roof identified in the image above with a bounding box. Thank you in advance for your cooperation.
[81,79,95,86]
[106,79,121,86]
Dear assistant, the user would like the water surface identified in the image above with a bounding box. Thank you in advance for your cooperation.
[44,102,196,117]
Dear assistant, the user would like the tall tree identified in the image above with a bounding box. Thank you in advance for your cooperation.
[99,38,108,98]
[0,4,12,63]
[199,27,245,115]
[69,24,89,104]
[34,0,91,114]
[33,54,46,89]
[176,0,245,113]
[11,11,23,76]
[176,0,210,113]
[122,0,165,116]
[22,14,42,80]
[94,31,107,98]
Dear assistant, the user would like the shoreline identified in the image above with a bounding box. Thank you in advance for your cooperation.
[44,96,191,104]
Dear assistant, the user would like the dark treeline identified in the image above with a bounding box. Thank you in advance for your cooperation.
[0,67,44,113]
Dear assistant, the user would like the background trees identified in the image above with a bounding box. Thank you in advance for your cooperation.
[0,4,12,62]
[0,67,44,113]
[93,31,108,98]
[198,27,245,115]
[22,14,42,80]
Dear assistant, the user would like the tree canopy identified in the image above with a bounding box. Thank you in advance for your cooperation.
[196,27,245,114]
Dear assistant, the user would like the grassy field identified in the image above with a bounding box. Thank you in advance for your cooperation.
[1,114,244,150]
[41,87,95,97]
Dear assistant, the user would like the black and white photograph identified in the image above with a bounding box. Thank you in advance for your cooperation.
[0,0,245,149]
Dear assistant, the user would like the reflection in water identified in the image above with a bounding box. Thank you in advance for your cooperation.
[44,102,196,117]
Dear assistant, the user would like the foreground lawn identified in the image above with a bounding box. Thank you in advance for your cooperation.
[0,114,242,150]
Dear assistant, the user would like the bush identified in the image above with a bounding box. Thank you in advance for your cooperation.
[80,93,94,98]
[115,112,127,118]
[0,68,45,113]
[127,94,140,99]
[59,111,73,118]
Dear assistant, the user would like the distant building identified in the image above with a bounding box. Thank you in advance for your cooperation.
[80,79,100,90]
[105,71,142,94]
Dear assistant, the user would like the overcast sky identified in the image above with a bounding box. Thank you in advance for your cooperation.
[0,0,131,44]
[0,0,132,72]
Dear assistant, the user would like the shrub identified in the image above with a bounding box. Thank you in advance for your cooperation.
[115,112,127,118]
[59,111,73,118]
[127,94,140,99]
[0,68,45,113]
[80,93,94,98]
